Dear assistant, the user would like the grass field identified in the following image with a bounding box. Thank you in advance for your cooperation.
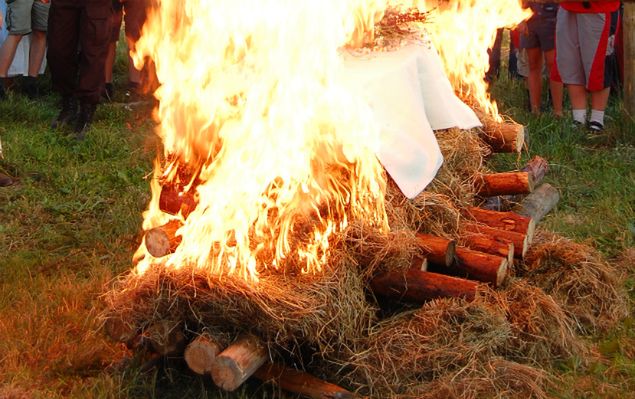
[0,61,633,397]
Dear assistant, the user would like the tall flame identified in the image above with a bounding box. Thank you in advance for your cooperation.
[423,0,531,120]
[131,0,414,280]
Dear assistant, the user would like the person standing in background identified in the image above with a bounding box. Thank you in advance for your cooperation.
[552,0,621,131]
[519,1,563,116]
[47,0,113,139]
[0,0,49,99]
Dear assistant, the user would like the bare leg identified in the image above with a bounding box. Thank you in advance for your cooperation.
[567,84,587,110]
[526,47,543,114]
[0,34,23,77]
[590,87,610,111]
[27,30,47,77]
[543,49,563,116]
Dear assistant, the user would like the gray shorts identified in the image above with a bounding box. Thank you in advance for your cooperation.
[554,8,617,91]
[5,0,50,35]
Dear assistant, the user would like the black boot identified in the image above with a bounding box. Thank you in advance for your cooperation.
[74,102,97,140]
[22,76,39,99]
[0,78,6,100]
[51,96,78,129]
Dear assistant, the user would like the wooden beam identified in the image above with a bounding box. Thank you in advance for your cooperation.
[476,172,534,197]
[371,269,478,302]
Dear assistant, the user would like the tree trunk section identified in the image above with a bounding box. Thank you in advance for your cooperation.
[462,222,528,259]
[481,120,525,153]
[254,363,361,399]
[184,334,224,375]
[513,183,560,223]
[145,220,183,258]
[415,233,456,267]
[210,335,268,391]
[454,246,508,287]
[371,269,478,302]
[521,155,549,185]
[476,172,534,197]
[465,207,535,243]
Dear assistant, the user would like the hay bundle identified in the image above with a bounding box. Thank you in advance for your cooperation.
[521,231,629,334]
[484,279,586,362]
[103,262,377,359]
[339,294,511,397]
[403,357,551,399]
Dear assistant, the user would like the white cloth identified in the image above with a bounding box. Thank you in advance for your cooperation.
[340,42,481,199]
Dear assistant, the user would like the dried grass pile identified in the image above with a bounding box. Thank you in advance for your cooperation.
[521,231,630,334]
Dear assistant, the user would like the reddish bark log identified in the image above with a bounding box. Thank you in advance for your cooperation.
[415,233,456,267]
[463,222,528,259]
[159,186,197,218]
[476,172,534,197]
[454,246,509,287]
[521,155,549,185]
[465,207,535,244]
[371,269,478,302]
[462,233,514,267]
[254,363,361,399]
[144,220,183,258]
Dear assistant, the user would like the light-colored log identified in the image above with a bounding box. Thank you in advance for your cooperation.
[513,183,560,223]
[145,220,183,258]
[454,246,508,287]
[210,335,268,391]
[415,233,456,267]
[371,269,478,302]
[254,363,361,399]
[476,172,534,197]
[184,333,223,375]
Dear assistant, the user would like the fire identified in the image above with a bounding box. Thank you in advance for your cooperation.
[130,0,417,280]
[422,0,531,120]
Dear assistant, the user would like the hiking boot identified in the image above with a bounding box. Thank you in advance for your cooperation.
[51,96,78,129]
[74,102,97,140]
[0,173,13,187]
[23,76,39,99]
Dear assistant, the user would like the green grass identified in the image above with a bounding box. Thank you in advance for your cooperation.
[0,61,633,397]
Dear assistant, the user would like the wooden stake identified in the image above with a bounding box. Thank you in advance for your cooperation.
[415,233,456,267]
[463,222,528,259]
[465,207,535,244]
[371,269,478,302]
[454,246,508,287]
[145,220,183,258]
[254,363,361,399]
[462,233,514,267]
[184,333,224,375]
[513,183,560,223]
[476,172,534,197]
[210,335,268,391]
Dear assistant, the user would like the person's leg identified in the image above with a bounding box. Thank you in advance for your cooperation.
[0,34,23,77]
[0,0,32,78]
[526,47,543,114]
[568,84,588,123]
[543,49,563,116]
[555,8,587,123]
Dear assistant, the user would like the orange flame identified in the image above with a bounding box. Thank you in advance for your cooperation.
[423,0,531,120]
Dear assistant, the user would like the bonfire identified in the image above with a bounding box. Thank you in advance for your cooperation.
[102,1,628,398]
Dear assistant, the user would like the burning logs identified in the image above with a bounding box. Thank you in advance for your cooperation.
[513,183,560,223]
[466,207,536,244]
[480,120,526,153]
[254,363,360,399]
[476,172,534,197]
[463,222,528,259]
[415,233,456,267]
[145,220,183,258]
[371,269,478,302]
[184,333,224,375]
[454,246,508,287]
[210,335,268,391]
[159,186,197,218]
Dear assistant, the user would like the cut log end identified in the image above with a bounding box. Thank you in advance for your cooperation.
[184,334,222,375]
[416,233,456,267]
[144,220,182,258]
[210,335,268,392]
